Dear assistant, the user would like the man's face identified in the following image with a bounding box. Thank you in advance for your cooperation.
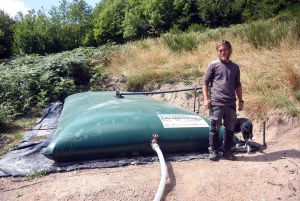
[217,44,231,62]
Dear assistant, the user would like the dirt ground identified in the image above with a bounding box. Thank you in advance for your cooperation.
[0,80,299,201]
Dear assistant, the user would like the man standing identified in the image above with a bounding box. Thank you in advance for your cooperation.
[203,40,243,161]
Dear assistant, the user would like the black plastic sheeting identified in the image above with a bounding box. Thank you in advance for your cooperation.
[0,101,258,177]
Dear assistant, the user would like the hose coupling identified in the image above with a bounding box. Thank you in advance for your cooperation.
[152,134,159,145]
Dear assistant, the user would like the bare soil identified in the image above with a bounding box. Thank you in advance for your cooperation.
[1,79,299,201]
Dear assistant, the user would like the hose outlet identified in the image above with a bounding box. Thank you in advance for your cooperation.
[151,134,159,147]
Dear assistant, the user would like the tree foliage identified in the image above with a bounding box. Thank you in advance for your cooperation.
[13,10,57,55]
[0,10,14,59]
[63,0,93,49]
[13,0,93,55]
[2,0,299,56]
[93,0,126,45]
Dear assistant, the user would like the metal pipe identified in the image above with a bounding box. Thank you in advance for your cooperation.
[263,121,266,146]
[115,87,202,98]
[193,87,197,113]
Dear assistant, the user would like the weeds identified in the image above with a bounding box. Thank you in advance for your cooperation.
[0,109,42,157]
[160,32,199,52]
[273,94,299,117]
[73,168,81,175]
[183,79,192,86]
[295,91,300,101]
[16,191,23,198]
[90,64,109,91]
[244,18,300,49]
[26,168,46,179]
[185,92,193,99]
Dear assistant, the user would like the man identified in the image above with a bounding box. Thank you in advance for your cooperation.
[203,40,243,161]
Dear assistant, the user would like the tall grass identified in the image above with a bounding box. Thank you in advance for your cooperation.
[106,18,300,119]
[160,32,199,52]
[244,19,300,49]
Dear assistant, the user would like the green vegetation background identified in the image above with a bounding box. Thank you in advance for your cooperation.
[0,0,298,57]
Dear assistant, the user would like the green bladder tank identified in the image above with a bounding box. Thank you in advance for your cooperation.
[43,91,231,161]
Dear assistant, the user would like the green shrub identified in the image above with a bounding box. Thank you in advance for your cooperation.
[125,74,152,92]
[0,48,92,121]
[160,33,199,52]
[294,91,300,101]
[183,79,192,86]
[273,94,299,117]
[244,19,300,49]
[0,103,17,125]
[275,4,300,22]
[186,24,207,33]
[90,64,109,91]
[185,92,193,99]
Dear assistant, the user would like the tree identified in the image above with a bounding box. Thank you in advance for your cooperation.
[48,6,64,53]
[122,0,146,40]
[67,0,93,48]
[94,0,126,44]
[122,0,175,40]
[122,0,200,40]
[13,9,53,55]
[13,10,40,54]
[197,0,243,28]
[145,0,175,35]
[172,0,200,31]
[0,10,15,59]
[48,0,93,50]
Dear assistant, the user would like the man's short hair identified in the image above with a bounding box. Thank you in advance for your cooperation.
[216,40,232,50]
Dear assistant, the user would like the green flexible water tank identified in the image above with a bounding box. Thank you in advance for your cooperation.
[43,91,230,162]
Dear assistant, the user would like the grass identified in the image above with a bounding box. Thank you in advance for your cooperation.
[105,24,300,120]
[0,132,23,157]
[26,168,47,179]
[0,110,42,158]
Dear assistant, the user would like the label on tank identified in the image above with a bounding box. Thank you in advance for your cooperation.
[157,114,209,128]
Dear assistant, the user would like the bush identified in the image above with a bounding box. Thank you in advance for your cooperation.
[0,103,17,125]
[0,47,102,122]
[244,19,300,49]
[186,24,207,33]
[90,64,109,91]
[160,33,199,52]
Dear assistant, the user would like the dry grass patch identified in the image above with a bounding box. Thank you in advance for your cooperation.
[104,35,300,117]
[108,39,220,80]
[233,41,300,117]
[108,40,171,76]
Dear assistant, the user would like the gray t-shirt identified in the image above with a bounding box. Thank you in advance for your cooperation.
[203,60,241,106]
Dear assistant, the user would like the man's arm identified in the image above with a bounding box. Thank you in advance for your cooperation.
[203,85,210,109]
[236,86,243,111]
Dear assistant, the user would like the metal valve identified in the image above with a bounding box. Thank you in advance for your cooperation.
[152,134,159,144]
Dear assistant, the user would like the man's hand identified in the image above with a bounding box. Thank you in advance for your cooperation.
[238,102,244,111]
[204,100,211,109]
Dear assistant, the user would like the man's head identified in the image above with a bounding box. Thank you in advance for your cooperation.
[216,40,232,62]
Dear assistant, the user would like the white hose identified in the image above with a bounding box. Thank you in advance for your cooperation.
[152,143,167,201]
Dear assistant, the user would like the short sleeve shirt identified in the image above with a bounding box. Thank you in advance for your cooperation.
[203,60,241,106]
